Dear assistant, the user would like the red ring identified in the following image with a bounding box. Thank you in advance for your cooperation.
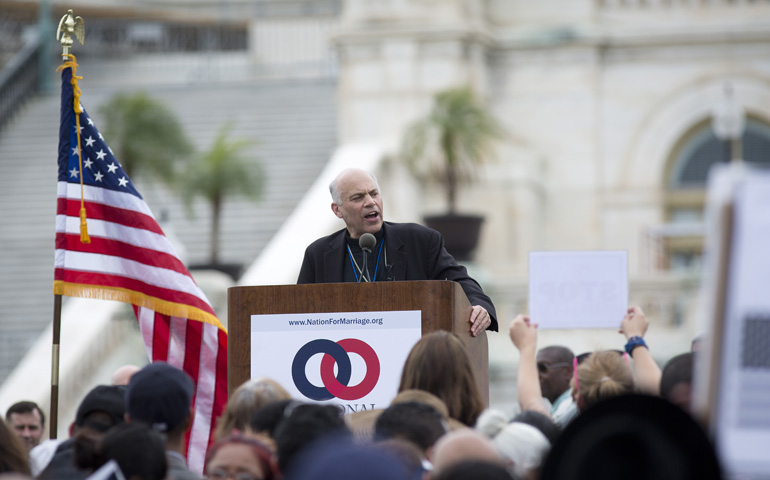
[320,338,380,401]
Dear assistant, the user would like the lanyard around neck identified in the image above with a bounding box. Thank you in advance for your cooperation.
[347,239,385,282]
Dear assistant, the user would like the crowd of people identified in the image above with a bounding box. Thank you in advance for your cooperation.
[0,305,722,480]
[0,169,723,478]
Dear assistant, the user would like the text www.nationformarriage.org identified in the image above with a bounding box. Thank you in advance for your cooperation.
[287,317,384,326]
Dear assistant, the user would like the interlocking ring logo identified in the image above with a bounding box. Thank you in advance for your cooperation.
[292,339,380,401]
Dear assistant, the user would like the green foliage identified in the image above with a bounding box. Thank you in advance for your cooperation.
[401,86,504,213]
[180,123,265,264]
[98,91,193,184]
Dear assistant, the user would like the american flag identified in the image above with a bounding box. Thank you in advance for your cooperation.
[54,61,228,473]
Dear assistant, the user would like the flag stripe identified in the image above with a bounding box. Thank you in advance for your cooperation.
[53,270,217,321]
[56,233,189,275]
[152,311,171,363]
[57,181,154,218]
[211,328,229,443]
[137,306,155,360]
[57,197,163,235]
[54,253,213,313]
[169,316,190,369]
[55,214,170,255]
[55,250,195,292]
[56,215,182,267]
[188,322,220,474]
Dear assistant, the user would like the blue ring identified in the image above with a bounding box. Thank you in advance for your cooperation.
[291,339,352,400]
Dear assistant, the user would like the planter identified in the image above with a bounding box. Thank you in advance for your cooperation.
[424,214,484,262]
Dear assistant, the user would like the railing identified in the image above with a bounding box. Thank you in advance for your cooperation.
[76,20,248,56]
[0,34,41,133]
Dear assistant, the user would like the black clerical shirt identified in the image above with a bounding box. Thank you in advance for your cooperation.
[343,228,390,282]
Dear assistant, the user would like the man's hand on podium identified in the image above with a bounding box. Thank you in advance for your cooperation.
[469,305,492,337]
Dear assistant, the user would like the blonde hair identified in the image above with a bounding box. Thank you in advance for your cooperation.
[214,378,292,441]
[572,350,635,411]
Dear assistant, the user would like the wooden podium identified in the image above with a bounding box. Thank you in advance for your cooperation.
[228,280,489,404]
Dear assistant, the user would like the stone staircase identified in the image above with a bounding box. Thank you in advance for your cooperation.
[0,53,337,380]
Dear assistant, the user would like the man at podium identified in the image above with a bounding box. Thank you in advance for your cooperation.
[297,168,497,336]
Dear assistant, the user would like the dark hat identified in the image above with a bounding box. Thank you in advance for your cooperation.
[126,362,194,433]
[75,385,127,431]
[539,394,722,480]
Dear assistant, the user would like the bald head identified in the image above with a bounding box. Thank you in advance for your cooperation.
[431,428,503,474]
[111,365,141,386]
[329,168,379,205]
[538,346,574,364]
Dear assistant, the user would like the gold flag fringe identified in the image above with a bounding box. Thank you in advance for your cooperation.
[53,281,226,332]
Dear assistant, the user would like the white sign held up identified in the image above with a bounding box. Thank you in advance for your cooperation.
[529,251,628,329]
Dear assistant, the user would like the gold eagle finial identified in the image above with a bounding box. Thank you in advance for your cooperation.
[57,9,85,59]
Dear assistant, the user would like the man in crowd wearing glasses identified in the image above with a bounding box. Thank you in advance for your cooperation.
[536,346,577,428]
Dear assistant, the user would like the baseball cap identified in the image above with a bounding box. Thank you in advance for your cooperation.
[75,385,127,431]
[125,362,194,433]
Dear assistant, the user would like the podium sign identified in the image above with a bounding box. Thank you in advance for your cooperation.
[251,310,421,412]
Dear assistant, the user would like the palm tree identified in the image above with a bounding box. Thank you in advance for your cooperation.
[401,86,503,214]
[98,92,193,184]
[179,124,265,265]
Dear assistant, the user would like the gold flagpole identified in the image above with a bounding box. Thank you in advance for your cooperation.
[50,8,84,440]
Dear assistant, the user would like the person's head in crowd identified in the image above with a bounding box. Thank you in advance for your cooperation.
[0,417,30,475]
[392,389,465,432]
[576,349,623,367]
[536,346,574,405]
[248,399,294,448]
[660,352,694,413]
[214,378,291,441]
[74,423,166,480]
[376,437,425,478]
[125,362,194,453]
[391,389,450,417]
[73,385,127,435]
[572,350,635,412]
[511,410,560,446]
[110,364,141,386]
[374,401,448,459]
[475,409,551,480]
[205,433,277,480]
[691,334,705,353]
[474,409,508,438]
[398,331,485,427]
[432,459,514,480]
[30,385,125,480]
[273,403,350,474]
[5,402,44,451]
[540,394,722,480]
[345,408,383,443]
[431,428,503,476]
[284,435,410,480]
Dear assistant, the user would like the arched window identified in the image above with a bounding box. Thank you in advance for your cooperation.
[670,119,770,188]
[662,118,770,271]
